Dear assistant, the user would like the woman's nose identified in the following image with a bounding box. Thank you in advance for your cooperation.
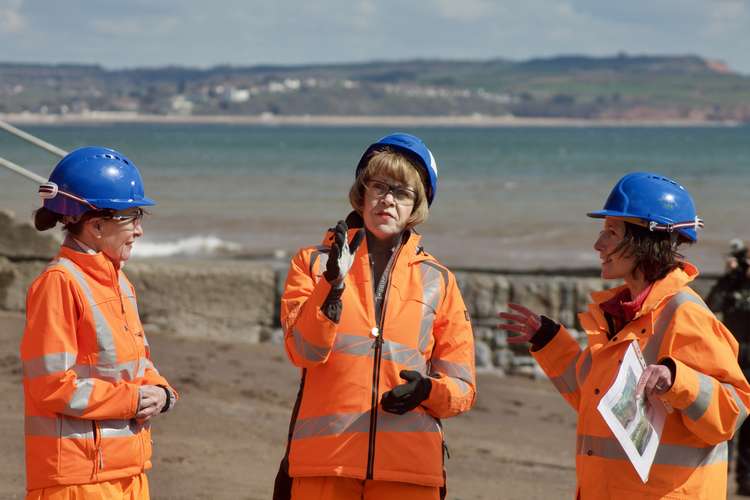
[593,234,605,252]
[381,191,396,205]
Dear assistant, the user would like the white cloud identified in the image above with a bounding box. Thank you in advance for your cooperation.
[0,0,748,73]
[0,0,26,33]
[90,15,180,37]
[433,0,496,21]
[705,0,749,36]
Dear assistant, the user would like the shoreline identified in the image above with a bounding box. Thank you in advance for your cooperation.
[1,112,743,128]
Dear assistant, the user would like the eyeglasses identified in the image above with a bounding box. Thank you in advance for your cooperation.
[106,208,146,225]
[366,180,417,205]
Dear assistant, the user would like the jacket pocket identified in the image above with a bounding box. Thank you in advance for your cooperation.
[57,415,95,479]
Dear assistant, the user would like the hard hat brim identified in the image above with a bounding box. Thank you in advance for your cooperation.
[88,196,157,211]
[587,209,630,219]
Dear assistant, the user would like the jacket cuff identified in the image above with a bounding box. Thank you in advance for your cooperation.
[660,357,709,411]
[530,315,561,351]
[130,384,141,418]
[321,284,345,323]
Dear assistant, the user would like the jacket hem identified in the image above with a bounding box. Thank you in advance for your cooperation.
[26,464,150,491]
[289,465,443,487]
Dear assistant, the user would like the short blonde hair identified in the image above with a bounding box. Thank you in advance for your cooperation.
[349,148,429,229]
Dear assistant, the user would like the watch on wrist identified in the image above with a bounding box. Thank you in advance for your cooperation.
[157,385,173,413]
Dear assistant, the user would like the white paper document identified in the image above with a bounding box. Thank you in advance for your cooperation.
[596,340,667,482]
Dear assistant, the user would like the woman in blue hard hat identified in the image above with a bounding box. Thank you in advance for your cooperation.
[21,147,177,499]
[274,133,476,500]
[498,172,750,499]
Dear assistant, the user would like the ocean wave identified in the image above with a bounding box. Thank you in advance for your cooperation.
[133,236,242,258]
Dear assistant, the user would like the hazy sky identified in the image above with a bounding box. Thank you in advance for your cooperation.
[2,0,749,73]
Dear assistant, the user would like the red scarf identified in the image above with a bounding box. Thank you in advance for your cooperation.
[599,283,654,334]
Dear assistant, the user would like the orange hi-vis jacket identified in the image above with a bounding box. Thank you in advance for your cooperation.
[533,262,750,499]
[280,228,476,487]
[21,245,176,490]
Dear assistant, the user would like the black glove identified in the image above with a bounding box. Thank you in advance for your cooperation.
[323,220,364,288]
[381,370,432,415]
[320,220,364,323]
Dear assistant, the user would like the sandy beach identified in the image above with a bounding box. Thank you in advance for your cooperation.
[1,310,746,499]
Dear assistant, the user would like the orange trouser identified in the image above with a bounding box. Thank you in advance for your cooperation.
[26,473,149,500]
[292,476,441,500]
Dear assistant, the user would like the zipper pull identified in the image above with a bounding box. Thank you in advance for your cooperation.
[370,327,383,348]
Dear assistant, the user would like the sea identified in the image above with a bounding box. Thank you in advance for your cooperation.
[1,123,748,273]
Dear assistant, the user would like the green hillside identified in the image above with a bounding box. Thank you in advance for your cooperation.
[1,54,748,121]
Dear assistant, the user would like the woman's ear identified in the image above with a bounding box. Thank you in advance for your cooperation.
[82,217,103,239]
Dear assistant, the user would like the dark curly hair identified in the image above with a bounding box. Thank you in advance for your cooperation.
[613,222,693,283]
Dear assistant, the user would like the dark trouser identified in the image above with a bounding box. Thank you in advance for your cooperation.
[734,416,750,485]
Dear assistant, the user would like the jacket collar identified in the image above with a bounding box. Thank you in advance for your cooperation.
[58,239,120,287]
[589,261,699,319]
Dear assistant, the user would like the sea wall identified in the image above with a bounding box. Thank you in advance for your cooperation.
[0,210,718,376]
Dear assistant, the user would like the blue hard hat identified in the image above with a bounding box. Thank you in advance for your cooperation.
[40,146,155,217]
[355,133,439,205]
[588,172,702,242]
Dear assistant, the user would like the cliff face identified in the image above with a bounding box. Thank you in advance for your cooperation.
[0,212,717,375]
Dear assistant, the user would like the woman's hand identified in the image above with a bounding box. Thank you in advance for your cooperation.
[636,364,673,399]
[324,220,364,288]
[498,303,542,344]
[136,385,167,420]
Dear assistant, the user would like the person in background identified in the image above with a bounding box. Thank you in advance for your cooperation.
[22,147,177,500]
[274,133,475,500]
[706,238,750,495]
[498,172,750,499]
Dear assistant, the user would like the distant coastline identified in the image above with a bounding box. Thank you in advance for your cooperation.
[1,112,742,128]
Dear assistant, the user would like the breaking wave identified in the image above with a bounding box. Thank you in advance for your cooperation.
[133,236,242,258]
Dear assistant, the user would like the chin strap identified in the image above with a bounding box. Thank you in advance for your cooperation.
[39,181,99,210]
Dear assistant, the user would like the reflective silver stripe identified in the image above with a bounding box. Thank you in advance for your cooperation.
[137,359,148,378]
[723,383,748,432]
[655,440,728,467]
[71,357,147,382]
[294,412,370,439]
[549,348,583,394]
[67,378,95,415]
[685,373,714,421]
[333,334,428,371]
[430,358,473,395]
[378,411,441,433]
[118,272,149,348]
[100,418,148,438]
[333,333,373,358]
[25,355,147,383]
[25,415,93,439]
[24,353,147,382]
[291,328,330,362]
[579,351,592,386]
[293,411,439,440]
[419,262,445,354]
[118,273,138,315]
[642,292,709,364]
[23,352,77,378]
[577,434,727,467]
[57,258,118,365]
[383,339,427,372]
[25,415,147,439]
